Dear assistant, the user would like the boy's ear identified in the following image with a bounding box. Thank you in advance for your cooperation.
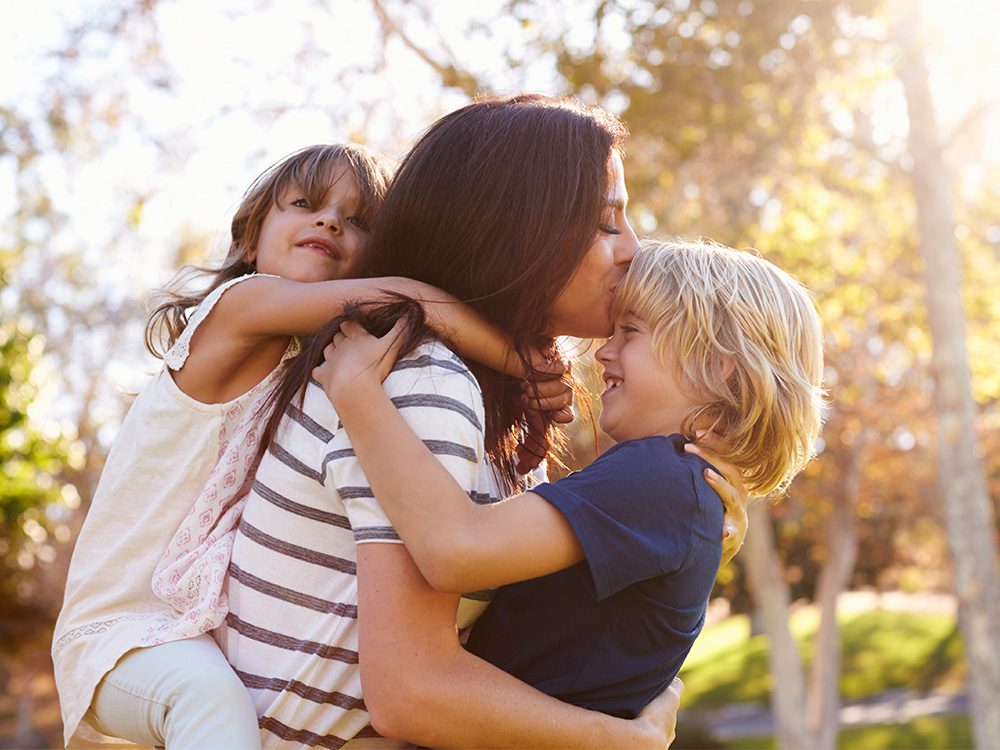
[720,355,736,382]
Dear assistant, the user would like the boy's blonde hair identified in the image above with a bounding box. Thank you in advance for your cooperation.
[612,238,825,495]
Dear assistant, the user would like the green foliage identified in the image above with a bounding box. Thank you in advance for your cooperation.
[679,608,963,708]
[0,255,74,650]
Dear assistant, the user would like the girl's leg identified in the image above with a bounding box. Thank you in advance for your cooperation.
[89,634,262,749]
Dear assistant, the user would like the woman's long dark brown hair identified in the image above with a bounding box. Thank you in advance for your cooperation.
[264,94,627,489]
[259,296,434,464]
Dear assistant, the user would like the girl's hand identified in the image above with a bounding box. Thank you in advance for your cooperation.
[634,677,683,749]
[312,319,407,404]
[520,368,575,425]
[684,437,749,567]
[515,361,574,474]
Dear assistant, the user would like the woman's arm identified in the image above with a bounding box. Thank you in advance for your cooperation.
[357,542,681,749]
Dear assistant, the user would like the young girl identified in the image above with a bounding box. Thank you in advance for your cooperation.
[315,237,825,719]
[51,143,547,749]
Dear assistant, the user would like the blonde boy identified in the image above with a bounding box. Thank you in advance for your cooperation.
[317,237,825,718]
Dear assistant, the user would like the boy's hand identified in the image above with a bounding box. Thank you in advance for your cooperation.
[634,677,683,749]
[312,319,406,405]
[684,435,749,566]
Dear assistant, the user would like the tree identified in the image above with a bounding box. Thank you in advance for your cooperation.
[895,5,1000,746]
[0,251,77,748]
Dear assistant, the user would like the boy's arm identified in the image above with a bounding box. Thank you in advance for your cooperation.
[316,321,584,593]
[357,542,682,750]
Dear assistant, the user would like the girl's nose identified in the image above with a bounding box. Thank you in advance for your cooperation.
[313,212,342,234]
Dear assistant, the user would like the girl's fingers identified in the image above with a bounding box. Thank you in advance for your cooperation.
[685,443,740,487]
[522,378,572,398]
[550,406,574,424]
[523,393,573,412]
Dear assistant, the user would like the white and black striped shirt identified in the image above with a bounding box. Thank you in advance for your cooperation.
[218,340,501,749]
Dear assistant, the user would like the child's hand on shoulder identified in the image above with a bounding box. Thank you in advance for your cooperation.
[685,433,749,566]
[313,319,407,406]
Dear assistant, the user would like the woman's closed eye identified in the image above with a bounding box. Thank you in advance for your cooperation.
[599,222,621,235]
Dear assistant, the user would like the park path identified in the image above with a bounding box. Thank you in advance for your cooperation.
[684,688,969,740]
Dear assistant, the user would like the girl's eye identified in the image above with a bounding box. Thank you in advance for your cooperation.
[290,198,310,209]
[346,216,369,231]
[620,324,639,335]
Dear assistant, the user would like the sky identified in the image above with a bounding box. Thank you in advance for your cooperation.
[1,0,998,428]
[2,0,997,284]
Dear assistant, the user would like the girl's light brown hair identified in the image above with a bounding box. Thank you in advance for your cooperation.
[613,238,826,495]
[145,143,392,358]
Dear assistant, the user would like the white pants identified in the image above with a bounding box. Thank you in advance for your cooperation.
[86,634,262,750]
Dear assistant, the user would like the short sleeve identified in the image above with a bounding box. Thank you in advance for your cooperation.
[531,438,706,600]
[325,341,486,544]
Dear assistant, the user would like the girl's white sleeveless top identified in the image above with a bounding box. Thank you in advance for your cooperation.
[51,274,296,747]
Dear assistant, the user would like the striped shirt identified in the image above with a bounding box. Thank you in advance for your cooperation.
[218,340,501,749]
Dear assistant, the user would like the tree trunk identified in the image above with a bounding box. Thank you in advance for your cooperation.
[806,441,863,750]
[895,6,1000,748]
[742,504,812,749]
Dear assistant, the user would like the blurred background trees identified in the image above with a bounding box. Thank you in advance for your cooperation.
[2,0,998,747]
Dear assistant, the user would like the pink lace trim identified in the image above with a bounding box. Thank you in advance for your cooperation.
[143,338,299,646]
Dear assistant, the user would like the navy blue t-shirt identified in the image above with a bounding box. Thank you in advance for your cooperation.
[466,434,724,718]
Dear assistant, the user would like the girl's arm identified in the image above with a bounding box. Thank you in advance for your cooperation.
[357,542,682,749]
[317,320,747,593]
[211,274,528,374]
[173,274,541,404]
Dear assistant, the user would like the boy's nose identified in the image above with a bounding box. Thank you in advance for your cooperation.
[595,341,612,363]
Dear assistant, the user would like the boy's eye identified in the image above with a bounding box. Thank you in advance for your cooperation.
[290,198,309,208]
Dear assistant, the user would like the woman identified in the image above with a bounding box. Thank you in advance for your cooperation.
[218,94,745,748]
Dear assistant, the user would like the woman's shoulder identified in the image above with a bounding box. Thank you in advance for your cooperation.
[389,338,482,395]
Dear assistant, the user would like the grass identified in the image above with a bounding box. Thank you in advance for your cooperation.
[721,714,972,749]
[678,607,964,709]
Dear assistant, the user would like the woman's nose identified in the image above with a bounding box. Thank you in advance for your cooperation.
[615,226,639,265]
